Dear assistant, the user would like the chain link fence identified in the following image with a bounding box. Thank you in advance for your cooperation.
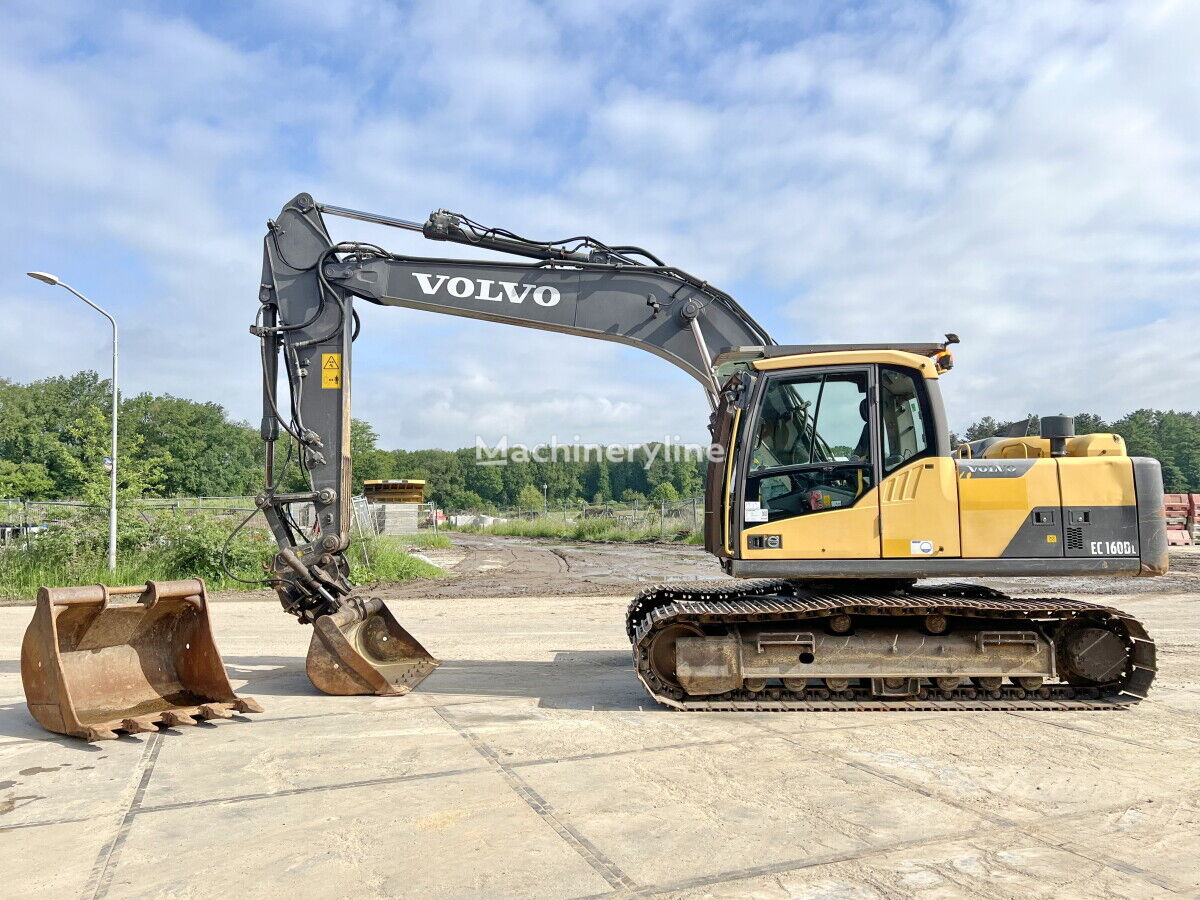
[0,496,270,548]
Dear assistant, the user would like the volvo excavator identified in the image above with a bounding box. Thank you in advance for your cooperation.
[23,193,1165,739]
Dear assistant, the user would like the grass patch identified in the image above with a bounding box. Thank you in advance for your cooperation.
[348,535,445,582]
[0,512,275,601]
[0,511,444,602]
[397,532,453,550]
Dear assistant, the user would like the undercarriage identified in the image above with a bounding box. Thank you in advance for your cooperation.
[627,580,1156,711]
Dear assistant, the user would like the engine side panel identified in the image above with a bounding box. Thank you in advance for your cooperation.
[957,458,1062,558]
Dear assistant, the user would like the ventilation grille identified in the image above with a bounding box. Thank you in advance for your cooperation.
[1066,527,1085,551]
[881,467,922,502]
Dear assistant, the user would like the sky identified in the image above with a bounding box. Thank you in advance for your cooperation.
[2,0,1198,450]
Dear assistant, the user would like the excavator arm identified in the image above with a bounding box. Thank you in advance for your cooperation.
[254,193,771,693]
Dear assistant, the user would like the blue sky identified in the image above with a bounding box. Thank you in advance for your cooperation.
[2,0,1198,449]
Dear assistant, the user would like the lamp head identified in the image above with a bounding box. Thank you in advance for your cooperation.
[27,271,61,286]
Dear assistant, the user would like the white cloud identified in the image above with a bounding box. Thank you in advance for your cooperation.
[1,0,1198,453]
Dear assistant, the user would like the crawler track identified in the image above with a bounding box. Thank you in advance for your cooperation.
[627,580,1156,711]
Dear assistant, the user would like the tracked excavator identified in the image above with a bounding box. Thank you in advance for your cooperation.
[247,194,1162,710]
[23,193,1166,739]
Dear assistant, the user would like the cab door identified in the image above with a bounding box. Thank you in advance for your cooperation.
[737,366,881,560]
[704,372,751,557]
[876,365,962,558]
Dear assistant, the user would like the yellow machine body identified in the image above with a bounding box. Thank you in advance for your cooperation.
[709,349,1168,580]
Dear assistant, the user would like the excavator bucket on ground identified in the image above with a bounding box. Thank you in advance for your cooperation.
[21,579,261,741]
[305,596,439,695]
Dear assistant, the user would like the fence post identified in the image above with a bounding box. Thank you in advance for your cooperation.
[660,500,665,539]
[352,497,372,568]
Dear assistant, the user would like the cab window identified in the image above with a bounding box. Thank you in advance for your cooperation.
[745,370,873,522]
[879,367,931,473]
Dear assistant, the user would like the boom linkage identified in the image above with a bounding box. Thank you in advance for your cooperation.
[254,193,772,622]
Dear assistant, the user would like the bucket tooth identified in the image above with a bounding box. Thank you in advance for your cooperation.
[20,579,263,742]
[197,703,233,720]
[232,697,264,714]
[121,716,161,734]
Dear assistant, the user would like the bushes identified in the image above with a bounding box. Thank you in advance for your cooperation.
[0,510,274,600]
[152,513,271,583]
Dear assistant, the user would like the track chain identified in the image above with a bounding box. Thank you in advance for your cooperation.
[626,581,1156,711]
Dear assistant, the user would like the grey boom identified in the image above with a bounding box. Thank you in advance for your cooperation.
[254,194,771,623]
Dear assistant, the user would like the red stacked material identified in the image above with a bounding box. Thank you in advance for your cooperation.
[1164,494,1193,545]
[1189,494,1200,541]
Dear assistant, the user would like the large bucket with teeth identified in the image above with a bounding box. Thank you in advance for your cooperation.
[305,596,439,695]
[21,579,261,741]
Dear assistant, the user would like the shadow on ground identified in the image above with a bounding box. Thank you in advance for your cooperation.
[221,649,654,712]
[0,648,656,749]
[431,651,654,712]
[0,704,106,751]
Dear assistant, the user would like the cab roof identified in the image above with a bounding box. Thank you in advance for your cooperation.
[713,336,958,368]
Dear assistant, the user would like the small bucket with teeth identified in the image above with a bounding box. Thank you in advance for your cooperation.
[305,596,439,695]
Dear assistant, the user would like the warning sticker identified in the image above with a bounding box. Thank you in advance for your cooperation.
[321,353,341,389]
[910,539,934,556]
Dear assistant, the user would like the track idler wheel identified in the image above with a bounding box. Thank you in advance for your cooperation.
[647,623,703,691]
[1057,622,1129,686]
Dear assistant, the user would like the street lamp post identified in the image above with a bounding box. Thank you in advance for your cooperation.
[27,272,119,571]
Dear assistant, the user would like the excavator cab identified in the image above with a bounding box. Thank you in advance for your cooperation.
[707,345,1166,580]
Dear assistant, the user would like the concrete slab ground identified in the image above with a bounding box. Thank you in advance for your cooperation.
[2,587,1198,899]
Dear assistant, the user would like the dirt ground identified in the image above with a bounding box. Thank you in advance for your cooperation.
[1,537,1198,899]
[214,532,1200,604]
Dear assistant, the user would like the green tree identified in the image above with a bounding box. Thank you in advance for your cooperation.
[517,484,544,509]
[124,393,261,496]
[962,416,1002,442]
[466,459,505,504]
[582,459,613,503]
[349,418,392,490]
[671,457,702,497]
[650,481,679,503]
[1072,412,1108,435]
[0,461,54,498]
